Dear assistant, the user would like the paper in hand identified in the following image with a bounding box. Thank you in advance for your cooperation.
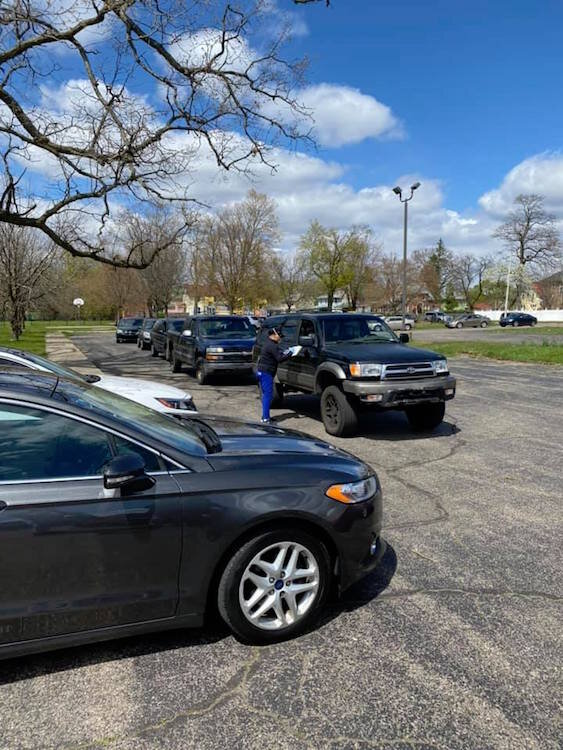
[289,345,302,356]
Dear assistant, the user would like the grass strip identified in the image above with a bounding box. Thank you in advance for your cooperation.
[428,340,563,365]
[0,321,113,356]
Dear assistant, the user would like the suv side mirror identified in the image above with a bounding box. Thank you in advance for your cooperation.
[182,329,192,337]
[103,454,155,496]
[399,333,410,344]
[299,334,317,348]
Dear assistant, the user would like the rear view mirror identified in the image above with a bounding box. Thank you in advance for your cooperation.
[182,330,192,337]
[399,333,410,344]
[103,454,155,496]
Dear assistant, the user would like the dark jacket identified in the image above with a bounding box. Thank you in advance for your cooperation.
[257,338,291,376]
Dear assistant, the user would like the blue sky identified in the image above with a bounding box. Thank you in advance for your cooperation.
[289,0,563,212]
[9,0,563,258]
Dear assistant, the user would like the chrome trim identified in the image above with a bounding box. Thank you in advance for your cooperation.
[0,469,189,487]
[381,362,436,380]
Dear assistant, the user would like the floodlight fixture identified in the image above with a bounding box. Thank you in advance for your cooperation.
[392,186,402,196]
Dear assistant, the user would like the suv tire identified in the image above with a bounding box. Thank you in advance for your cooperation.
[320,385,358,437]
[171,354,182,373]
[405,402,445,431]
[271,381,284,408]
[217,529,330,644]
[151,345,159,357]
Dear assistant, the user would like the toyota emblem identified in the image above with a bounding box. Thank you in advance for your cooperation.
[407,367,416,375]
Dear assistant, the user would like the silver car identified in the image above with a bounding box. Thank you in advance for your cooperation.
[446,313,490,329]
[384,315,416,331]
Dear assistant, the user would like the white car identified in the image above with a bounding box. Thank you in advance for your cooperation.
[384,315,416,331]
[0,348,197,416]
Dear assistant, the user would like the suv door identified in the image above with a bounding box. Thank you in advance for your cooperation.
[0,403,182,645]
[295,318,320,390]
[277,318,299,386]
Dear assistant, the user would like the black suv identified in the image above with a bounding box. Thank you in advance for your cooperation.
[499,312,538,327]
[168,316,256,384]
[150,318,185,359]
[116,317,144,343]
[253,313,456,437]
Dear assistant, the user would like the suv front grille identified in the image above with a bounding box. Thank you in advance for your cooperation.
[382,362,435,380]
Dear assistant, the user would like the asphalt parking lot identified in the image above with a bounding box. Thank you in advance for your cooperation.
[1,333,561,750]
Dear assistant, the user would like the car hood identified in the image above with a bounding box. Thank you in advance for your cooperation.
[95,375,192,401]
[201,417,370,478]
[323,342,444,363]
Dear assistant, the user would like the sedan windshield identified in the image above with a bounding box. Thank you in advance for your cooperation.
[53,380,208,457]
[118,318,143,329]
[199,318,255,339]
[322,316,397,343]
[12,351,89,383]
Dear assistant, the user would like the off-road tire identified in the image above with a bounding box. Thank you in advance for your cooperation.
[171,354,182,373]
[151,345,159,357]
[270,381,285,408]
[196,359,208,385]
[320,385,359,437]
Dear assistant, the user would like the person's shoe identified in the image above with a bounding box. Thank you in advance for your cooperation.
[260,418,271,424]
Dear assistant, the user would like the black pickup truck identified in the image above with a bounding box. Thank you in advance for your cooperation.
[167,315,256,384]
[253,313,456,437]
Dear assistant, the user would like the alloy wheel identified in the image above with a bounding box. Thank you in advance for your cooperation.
[324,393,340,428]
[238,541,320,631]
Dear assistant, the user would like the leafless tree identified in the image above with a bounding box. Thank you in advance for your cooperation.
[447,253,492,310]
[270,252,313,312]
[493,195,561,270]
[0,1,319,268]
[200,190,279,312]
[0,224,58,338]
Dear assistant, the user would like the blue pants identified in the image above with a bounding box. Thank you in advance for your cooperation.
[257,370,274,420]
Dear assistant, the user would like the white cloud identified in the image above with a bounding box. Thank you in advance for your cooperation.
[479,153,563,218]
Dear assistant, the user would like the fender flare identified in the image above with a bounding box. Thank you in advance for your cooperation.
[314,362,347,393]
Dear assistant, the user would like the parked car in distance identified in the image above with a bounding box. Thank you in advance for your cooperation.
[168,315,256,384]
[384,315,416,331]
[424,311,447,323]
[252,313,456,437]
[137,318,156,349]
[0,347,197,416]
[499,312,538,327]
[446,313,490,329]
[150,317,185,359]
[0,371,385,655]
[116,317,144,343]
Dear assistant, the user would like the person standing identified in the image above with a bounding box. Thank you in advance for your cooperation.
[256,327,299,423]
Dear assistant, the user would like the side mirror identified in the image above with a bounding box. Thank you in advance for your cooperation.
[103,454,155,496]
[299,334,317,348]
[399,333,410,344]
[182,329,192,337]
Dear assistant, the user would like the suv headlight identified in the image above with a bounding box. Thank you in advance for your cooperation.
[349,363,382,378]
[433,359,448,374]
[326,476,377,504]
[206,347,224,353]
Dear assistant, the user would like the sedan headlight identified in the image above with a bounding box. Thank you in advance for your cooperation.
[116,329,124,334]
[326,476,377,504]
[433,359,449,374]
[156,397,196,411]
[206,347,224,353]
[349,363,382,378]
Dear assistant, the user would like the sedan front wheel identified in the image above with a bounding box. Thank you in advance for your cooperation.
[218,530,330,644]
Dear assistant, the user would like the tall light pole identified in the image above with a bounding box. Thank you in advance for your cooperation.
[392,182,421,329]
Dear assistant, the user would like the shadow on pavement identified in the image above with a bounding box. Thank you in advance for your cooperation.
[273,395,460,442]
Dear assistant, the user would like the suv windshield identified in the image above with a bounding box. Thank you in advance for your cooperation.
[118,318,143,329]
[142,319,156,330]
[169,319,185,331]
[322,316,397,343]
[199,318,255,339]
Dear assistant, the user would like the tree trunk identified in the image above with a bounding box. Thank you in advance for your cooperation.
[327,290,334,312]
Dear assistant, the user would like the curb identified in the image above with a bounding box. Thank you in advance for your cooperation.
[45,333,103,376]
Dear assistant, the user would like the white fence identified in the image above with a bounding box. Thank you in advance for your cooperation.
[484,309,563,322]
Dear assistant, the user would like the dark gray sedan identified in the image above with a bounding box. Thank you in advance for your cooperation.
[0,372,385,657]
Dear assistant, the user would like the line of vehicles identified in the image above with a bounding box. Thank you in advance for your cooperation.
[117,312,457,438]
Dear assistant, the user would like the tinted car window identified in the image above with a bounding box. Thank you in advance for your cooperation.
[169,319,185,332]
[0,405,113,482]
[280,319,298,344]
[323,316,396,343]
[113,435,162,473]
[142,319,156,330]
[299,319,316,338]
[118,318,143,328]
